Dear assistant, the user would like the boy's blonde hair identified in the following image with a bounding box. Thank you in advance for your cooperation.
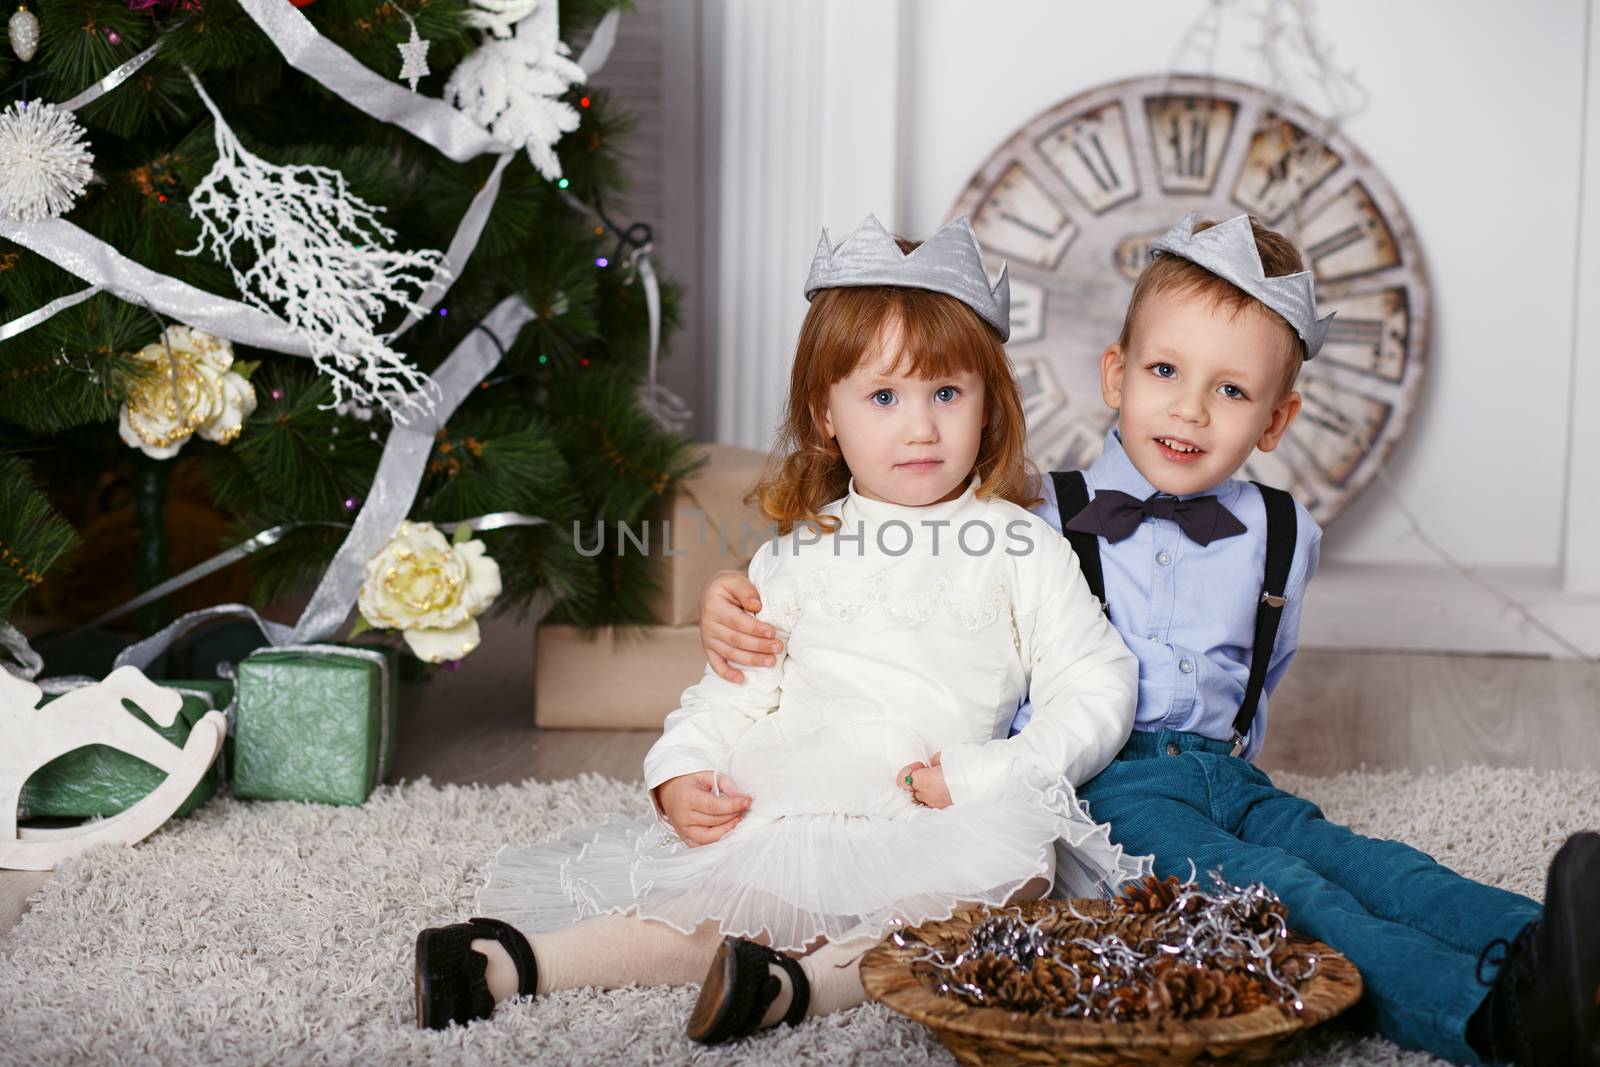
[1118,217,1307,397]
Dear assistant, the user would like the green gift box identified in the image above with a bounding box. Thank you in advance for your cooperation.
[230,643,398,806]
[17,680,232,821]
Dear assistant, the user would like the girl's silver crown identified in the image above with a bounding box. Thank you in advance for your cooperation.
[803,215,1011,341]
[1149,212,1336,360]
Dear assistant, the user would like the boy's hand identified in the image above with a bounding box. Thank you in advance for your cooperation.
[654,772,752,846]
[700,569,783,684]
[896,752,952,809]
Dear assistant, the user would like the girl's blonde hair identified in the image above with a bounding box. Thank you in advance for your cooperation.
[750,240,1041,533]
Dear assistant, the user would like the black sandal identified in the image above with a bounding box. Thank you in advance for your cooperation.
[414,916,538,1030]
[687,936,810,1045]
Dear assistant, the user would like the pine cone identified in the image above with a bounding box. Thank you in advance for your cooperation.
[1119,874,1183,914]
[1152,961,1242,1020]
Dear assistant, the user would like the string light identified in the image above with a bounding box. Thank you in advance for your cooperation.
[595,257,608,268]
[579,96,591,109]
[270,388,284,400]
[557,178,569,189]
[106,29,121,44]
[580,357,589,366]
[438,307,448,317]
[538,353,548,364]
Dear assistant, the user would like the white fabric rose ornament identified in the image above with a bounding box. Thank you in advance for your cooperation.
[357,521,502,662]
[118,326,258,460]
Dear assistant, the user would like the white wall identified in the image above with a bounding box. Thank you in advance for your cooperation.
[701,0,1600,655]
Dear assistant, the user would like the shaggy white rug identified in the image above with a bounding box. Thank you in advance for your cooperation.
[2,766,1597,1067]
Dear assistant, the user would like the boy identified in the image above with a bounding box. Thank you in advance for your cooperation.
[697,212,1599,1066]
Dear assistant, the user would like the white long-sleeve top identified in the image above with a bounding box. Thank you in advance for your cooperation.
[642,476,1139,807]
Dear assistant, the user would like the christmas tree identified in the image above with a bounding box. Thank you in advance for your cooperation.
[0,0,697,659]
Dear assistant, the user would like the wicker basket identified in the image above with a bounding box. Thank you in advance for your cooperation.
[860,899,1363,1067]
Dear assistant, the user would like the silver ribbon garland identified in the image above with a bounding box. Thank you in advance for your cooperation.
[0,217,343,359]
[631,248,691,433]
[57,38,165,112]
[0,620,44,681]
[0,285,101,342]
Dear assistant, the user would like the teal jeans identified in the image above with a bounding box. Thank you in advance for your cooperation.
[1079,728,1542,1065]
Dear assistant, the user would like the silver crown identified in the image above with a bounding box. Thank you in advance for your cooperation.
[1149,212,1335,360]
[803,214,1011,341]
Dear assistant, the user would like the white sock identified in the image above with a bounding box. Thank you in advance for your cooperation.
[520,915,724,994]
[796,934,876,1018]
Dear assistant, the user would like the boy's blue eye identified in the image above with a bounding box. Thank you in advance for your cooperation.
[934,386,959,402]
[1219,384,1247,400]
[871,389,895,406]
[1152,363,1176,379]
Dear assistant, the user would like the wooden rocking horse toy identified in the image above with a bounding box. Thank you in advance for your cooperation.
[1,665,226,871]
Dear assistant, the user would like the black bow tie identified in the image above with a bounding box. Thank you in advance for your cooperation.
[1064,489,1247,547]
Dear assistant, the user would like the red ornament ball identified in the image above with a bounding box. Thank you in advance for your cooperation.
[287,0,315,7]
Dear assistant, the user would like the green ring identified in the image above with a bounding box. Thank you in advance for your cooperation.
[904,774,914,786]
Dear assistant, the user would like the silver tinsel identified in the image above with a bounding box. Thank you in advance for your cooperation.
[895,870,1319,1019]
[0,101,95,222]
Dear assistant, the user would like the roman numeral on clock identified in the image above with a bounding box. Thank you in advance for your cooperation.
[1306,224,1365,264]
[1324,317,1383,349]
[1168,116,1210,178]
[1073,134,1121,192]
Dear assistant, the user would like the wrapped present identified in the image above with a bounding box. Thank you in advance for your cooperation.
[230,643,398,806]
[534,623,704,730]
[17,679,231,821]
[646,443,772,626]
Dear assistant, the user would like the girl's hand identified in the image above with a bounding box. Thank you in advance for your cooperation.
[654,772,752,846]
[700,570,783,684]
[902,752,952,809]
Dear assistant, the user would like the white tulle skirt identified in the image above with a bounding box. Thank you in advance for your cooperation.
[477,717,1150,952]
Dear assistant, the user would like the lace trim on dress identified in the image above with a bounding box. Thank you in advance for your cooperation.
[778,570,1011,634]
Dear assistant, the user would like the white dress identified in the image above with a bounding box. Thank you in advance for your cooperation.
[480,477,1152,951]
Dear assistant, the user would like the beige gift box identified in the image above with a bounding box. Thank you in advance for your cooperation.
[533,623,708,730]
[644,442,773,626]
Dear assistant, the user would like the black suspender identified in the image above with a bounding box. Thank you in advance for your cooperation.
[1049,470,1108,611]
[1048,471,1297,756]
[1233,482,1296,752]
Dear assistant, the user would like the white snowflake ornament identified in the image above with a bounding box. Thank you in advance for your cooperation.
[445,0,585,182]
[396,12,431,92]
[0,101,94,222]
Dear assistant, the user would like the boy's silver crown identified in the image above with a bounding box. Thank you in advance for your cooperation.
[804,214,1011,341]
[1149,212,1335,360]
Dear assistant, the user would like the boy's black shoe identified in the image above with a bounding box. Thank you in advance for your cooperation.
[1471,831,1600,1065]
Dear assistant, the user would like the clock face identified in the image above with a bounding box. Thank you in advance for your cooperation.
[951,74,1430,525]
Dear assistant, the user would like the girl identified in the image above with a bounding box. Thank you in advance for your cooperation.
[414,215,1148,1044]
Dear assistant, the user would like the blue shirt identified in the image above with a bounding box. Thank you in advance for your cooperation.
[1009,428,1321,761]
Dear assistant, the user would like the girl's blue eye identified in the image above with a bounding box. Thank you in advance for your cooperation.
[871,389,895,406]
[1152,363,1176,379]
[934,386,959,402]
[1219,384,1246,400]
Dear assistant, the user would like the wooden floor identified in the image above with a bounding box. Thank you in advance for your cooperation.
[4,637,1598,939]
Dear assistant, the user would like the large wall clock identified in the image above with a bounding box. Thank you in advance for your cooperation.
[950,74,1430,525]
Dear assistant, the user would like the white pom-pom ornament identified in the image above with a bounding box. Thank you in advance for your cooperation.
[0,101,94,222]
